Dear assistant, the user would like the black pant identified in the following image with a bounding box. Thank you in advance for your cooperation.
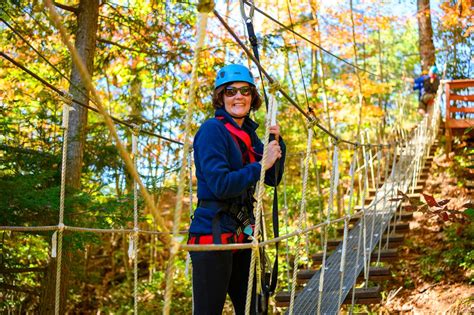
[190,249,256,315]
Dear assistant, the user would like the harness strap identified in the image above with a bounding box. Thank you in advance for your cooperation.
[216,116,257,163]
[199,199,252,244]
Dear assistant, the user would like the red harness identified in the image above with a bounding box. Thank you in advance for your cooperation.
[216,116,257,164]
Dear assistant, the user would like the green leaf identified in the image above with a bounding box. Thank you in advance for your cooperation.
[463,208,474,220]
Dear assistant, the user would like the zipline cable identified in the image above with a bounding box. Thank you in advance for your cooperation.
[0,12,91,105]
[213,9,394,149]
[285,0,311,112]
[0,51,183,145]
[243,1,381,79]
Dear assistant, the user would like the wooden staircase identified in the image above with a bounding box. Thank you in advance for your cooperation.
[273,144,437,313]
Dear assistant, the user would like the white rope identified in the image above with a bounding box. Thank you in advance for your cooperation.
[132,129,139,314]
[163,5,210,314]
[245,89,278,315]
[288,123,313,315]
[317,141,339,315]
[359,134,369,282]
[375,145,392,264]
[185,149,193,278]
[54,93,71,315]
[365,130,376,190]
[337,144,358,306]
[282,171,292,291]
[365,146,382,287]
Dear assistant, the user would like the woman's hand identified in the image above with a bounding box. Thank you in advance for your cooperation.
[269,125,280,141]
[261,140,282,171]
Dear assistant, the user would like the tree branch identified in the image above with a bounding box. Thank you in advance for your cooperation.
[53,1,79,14]
[0,282,39,295]
[0,267,47,274]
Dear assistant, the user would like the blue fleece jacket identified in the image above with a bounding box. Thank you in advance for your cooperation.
[189,108,286,235]
[413,75,429,100]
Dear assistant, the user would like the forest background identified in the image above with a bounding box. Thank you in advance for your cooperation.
[0,0,472,313]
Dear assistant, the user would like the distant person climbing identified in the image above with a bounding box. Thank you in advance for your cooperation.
[406,65,440,117]
[187,63,286,315]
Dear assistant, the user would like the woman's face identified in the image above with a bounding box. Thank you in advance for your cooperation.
[223,82,252,121]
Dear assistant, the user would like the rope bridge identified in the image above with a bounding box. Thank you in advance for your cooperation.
[0,0,442,314]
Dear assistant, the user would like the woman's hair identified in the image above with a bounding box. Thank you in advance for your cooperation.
[211,83,262,111]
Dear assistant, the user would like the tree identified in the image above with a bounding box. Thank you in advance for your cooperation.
[417,0,436,71]
[39,1,99,313]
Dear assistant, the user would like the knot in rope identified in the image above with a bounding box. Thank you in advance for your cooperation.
[169,236,181,256]
[131,123,140,135]
[268,79,281,95]
[60,90,73,105]
[57,223,65,232]
[197,0,215,13]
[307,116,318,128]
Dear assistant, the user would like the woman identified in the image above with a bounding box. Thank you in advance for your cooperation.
[188,64,285,315]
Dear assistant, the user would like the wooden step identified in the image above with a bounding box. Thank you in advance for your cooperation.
[349,211,413,222]
[297,266,391,284]
[275,286,381,307]
[416,179,427,186]
[349,208,413,224]
[327,234,404,250]
[364,192,420,205]
[369,185,423,196]
[337,222,409,235]
[312,249,398,264]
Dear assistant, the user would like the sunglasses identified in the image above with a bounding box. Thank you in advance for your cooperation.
[224,86,252,97]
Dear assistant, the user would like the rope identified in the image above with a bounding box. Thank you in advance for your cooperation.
[132,129,139,315]
[185,150,193,278]
[337,144,358,306]
[317,141,339,315]
[53,92,72,315]
[213,9,396,149]
[44,1,171,246]
[163,4,210,314]
[288,122,313,315]
[245,85,276,315]
[284,0,311,111]
[242,1,382,79]
[359,135,370,283]
[0,12,93,108]
[375,145,392,264]
[282,171,292,291]
[0,51,183,145]
[364,146,383,287]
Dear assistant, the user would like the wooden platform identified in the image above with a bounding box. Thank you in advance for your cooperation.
[337,222,409,236]
[312,249,398,264]
[297,266,391,285]
[275,286,381,307]
[444,79,474,153]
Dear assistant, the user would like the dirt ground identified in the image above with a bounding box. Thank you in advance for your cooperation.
[378,149,474,314]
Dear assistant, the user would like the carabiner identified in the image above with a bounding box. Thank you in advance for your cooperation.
[239,0,255,23]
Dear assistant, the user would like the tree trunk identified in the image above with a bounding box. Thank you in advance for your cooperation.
[417,0,436,72]
[40,1,99,314]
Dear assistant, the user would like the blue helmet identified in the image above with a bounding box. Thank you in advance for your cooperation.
[429,65,438,75]
[214,64,255,89]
